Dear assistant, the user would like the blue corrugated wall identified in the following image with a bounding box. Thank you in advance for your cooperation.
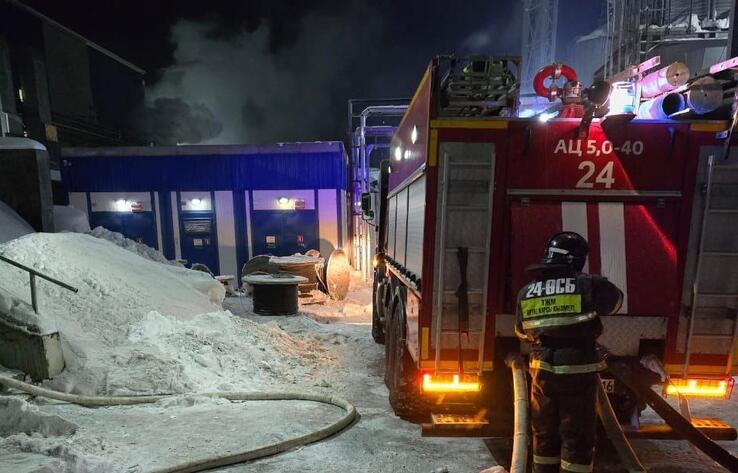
[61,145,348,281]
[62,151,347,192]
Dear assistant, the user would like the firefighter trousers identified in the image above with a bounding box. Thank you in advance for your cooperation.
[530,369,598,473]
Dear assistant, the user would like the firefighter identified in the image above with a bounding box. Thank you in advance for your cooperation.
[515,231,623,473]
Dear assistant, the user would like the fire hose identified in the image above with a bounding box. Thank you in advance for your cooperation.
[595,375,647,473]
[0,374,357,473]
[505,354,529,473]
[503,357,647,473]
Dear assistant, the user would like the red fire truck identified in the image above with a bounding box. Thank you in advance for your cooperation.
[367,56,738,437]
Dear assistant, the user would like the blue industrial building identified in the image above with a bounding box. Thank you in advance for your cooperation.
[60,142,348,279]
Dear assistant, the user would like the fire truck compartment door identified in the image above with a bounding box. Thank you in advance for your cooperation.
[433,142,495,372]
[510,199,681,318]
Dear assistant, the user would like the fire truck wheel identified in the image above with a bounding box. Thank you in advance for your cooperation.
[372,280,386,345]
[387,301,428,421]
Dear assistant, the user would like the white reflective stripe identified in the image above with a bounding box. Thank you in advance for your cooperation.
[533,455,561,465]
[522,312,596,330]
[549,247,570,255]
[170,191,181,260]
[561,460,593,472]
[598,202,628,313]
[154,192,164,253]
[530,359,607,374]
[561,201,589,273]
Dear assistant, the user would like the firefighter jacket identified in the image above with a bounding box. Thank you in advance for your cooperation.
[515,270,623,374]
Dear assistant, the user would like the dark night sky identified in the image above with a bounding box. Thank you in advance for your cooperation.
[21,1,603,144]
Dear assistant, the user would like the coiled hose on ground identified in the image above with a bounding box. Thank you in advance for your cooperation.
[0,374,357,473]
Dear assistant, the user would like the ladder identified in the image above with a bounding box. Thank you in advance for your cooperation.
[434,143,495,374]
[683,155,738,377]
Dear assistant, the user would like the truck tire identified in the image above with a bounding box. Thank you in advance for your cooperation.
[386,300,427,421]
[371,279,386,345]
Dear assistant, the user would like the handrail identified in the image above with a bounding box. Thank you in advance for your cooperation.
[0,254,78,314]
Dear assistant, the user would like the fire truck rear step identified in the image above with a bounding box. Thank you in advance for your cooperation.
[422,413,512,438]
[626,418,737,441]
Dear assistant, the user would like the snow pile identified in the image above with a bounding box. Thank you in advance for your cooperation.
[0,200,34,244]
[0,233,328,395]
[0,286,54,334]
[0,398,77,437]
[89,226,176,266]
[54,205,91,233]
[306,271,372,321]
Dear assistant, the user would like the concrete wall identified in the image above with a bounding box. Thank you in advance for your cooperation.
[0,320,64,381]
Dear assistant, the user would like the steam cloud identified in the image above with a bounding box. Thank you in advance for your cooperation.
[141,1,524,145]
[145,2,386,145]
[137,97,223,145]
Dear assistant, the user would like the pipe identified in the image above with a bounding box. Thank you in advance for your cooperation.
[505,354,529,473]
[640,63,690,98]
[636,93,686,119]
[0,375,357,473]
[685,76,723,115]
[595,375,647,473]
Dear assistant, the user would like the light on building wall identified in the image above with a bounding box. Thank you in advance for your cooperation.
[403,149,411,160]
[18,88,25,103]
[277,197,292,209]
[114,199,129,212]
[410,125,418,144]
[394,146,402,161]
[191,198,202,208]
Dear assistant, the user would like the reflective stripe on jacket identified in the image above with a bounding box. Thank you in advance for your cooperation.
[529,358,607,374]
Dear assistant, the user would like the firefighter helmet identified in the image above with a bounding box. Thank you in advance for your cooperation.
[530,231,589,272]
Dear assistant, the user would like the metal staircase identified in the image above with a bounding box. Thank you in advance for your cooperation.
[683,155,738,377]
[434,142,495,374]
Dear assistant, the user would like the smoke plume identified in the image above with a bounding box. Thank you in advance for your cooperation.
[145,2,385,144]
[143,1,523,145]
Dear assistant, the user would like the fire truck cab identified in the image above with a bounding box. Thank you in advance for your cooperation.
[369,56,738,436]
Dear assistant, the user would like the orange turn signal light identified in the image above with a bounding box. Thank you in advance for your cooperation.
[664,377,734,399]
[421,373,481,393]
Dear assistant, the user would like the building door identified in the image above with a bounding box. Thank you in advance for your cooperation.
[177,192,220,273]
[251,210,318,256]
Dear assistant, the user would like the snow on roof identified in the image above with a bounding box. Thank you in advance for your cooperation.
[0,137,47,151]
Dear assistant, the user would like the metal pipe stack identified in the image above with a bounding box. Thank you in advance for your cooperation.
[635,62,725,119]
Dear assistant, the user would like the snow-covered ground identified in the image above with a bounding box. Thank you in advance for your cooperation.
[1,234,737,472]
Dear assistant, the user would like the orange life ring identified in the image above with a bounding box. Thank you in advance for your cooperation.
[533,64,578,100]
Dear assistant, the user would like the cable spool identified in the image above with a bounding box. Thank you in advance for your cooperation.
[686,76,723,115]
[324,249,350,301]
[270,255,324,294]
[640,62,690,98]
[243,273,308,315]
